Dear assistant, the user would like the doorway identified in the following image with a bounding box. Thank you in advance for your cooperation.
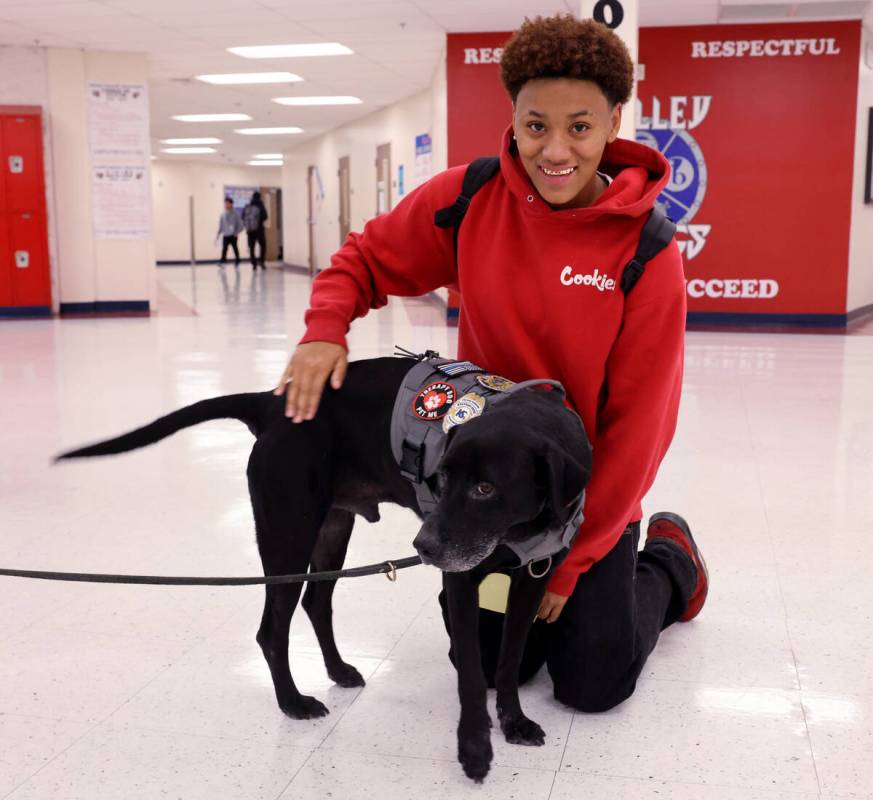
[338,155,351,245]
[259,186,282,262]
[307,165,317,276]
[375,143,391,216]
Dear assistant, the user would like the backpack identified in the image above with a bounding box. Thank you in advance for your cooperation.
[242,203,263,233]
[434,156,676,295]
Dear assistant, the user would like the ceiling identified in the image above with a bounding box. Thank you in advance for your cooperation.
[1,0,871,164]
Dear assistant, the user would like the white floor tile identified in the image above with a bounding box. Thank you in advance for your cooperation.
[803,691,873,797]
[0,625,189,723]
[560,680,819,794]
[550,771,822,800]
[105,639,381,748]
[6,723,311,800]
[320,659,573,772]
[0,714,92,796]
[280,748,555,800]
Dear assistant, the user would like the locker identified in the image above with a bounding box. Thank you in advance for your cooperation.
[0,213,10,306]
[0,122,5,212]
[2,115,45,214]
[0,107,50,312]
[8,211,49,306]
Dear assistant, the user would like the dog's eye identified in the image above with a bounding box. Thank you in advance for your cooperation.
[472,482,495,498]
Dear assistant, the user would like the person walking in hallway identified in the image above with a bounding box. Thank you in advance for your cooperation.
[216,197,243,267]
[243,191,269,270]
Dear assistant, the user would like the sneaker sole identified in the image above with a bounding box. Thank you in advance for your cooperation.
[649,512,709,621]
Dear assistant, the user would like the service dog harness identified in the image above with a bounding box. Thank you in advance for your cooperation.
[391,355,586,568]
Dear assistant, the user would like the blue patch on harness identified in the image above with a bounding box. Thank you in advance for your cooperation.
[436,361,485,377]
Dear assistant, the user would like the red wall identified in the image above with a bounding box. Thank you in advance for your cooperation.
[446,21,861,323]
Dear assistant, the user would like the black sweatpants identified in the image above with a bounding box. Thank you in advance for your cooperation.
[246,229,266,266]
[220,235,240,264]
[439,522,697,712]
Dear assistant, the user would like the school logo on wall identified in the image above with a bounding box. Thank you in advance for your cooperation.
[636,94,712,260]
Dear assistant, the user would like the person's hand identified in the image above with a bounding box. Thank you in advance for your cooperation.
[274,342,348,422]
[537,590,568,623]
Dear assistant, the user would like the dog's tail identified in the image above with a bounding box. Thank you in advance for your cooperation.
[54,393,268,462]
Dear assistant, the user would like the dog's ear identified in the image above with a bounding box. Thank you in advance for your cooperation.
[538,441,592,528]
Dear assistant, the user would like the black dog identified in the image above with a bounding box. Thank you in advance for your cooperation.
[56,356,591,781]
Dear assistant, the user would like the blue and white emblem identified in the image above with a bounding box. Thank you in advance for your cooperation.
[635,128,707,225]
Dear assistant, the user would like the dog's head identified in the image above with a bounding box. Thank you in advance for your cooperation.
[412,389,592,572]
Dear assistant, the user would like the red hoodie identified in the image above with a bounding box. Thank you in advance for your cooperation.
[301,127,686,597]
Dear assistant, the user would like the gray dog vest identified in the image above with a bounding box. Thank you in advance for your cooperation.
[390,356,586,567]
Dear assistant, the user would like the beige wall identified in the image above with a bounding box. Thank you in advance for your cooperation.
[847,23,873,315]
[2,45,155,310]
[150,160,281,262]
[281,54,449,273]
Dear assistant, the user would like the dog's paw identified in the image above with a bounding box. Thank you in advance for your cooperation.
[280,694,329,719]
[328,662,365,688]
[499,714,545,746]
[458,726,493,783]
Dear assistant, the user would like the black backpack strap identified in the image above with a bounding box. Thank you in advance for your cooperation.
[620,206,676,294]
[434,156,500,250]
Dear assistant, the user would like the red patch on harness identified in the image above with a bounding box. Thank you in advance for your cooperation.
[413,382,456,421]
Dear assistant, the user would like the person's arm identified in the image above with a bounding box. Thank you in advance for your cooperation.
[233,211,243,235]
[276,167,466,420]
[547,240,687,599]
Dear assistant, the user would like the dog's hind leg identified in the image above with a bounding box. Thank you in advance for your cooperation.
[301,508,365,688]
[248,437,332,719]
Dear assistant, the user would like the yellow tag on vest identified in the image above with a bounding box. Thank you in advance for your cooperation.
[478,573,511,614]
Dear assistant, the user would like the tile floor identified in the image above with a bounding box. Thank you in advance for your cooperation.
[1,264,871,799]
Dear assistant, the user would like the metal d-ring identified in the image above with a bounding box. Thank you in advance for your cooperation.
[527,555,552,579]
[385,561,398,582]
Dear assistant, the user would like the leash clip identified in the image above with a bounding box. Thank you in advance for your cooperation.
[527,555,552,580]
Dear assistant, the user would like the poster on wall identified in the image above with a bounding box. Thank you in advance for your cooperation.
[446,21,861,322]
[414,133,433,188]
[91,165,151,239]
[225,185,258,210]
[88,83,149,159]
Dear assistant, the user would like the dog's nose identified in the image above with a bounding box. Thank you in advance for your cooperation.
[413,533,439,564]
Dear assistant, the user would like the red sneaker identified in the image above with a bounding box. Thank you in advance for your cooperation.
[646,512,708,621]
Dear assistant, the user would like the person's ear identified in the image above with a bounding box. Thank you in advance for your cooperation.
[608,103,622,142]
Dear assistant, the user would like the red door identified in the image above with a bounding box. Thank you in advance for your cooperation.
[0,107,51,311]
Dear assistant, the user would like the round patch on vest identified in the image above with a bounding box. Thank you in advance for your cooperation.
[442,392,486,433]
[476,374,516,392]
[413,382,457,421]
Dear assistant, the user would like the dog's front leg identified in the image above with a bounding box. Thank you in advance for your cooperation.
[494,570,548,746]
[443,571,492,783]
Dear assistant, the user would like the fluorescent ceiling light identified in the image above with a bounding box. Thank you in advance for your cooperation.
[253,153,283,159]
[161,137,222,145]
[247,160,283,166]
[235,127,303,135]
[172,113,251,122]
[228,43,353,59]
[161,147,217,154]
[196,72,303,85]
[273,95,361,106]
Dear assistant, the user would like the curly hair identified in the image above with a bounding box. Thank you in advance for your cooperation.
[500,15,634,107]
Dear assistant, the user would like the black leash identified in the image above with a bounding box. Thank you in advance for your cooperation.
[0,556,422,587]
